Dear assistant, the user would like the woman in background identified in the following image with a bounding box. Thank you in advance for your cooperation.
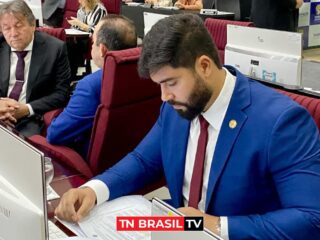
[67,0,107,79]
[67,0,107,33]
[174,0,202,10]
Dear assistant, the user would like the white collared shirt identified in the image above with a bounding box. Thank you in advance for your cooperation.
[84,68,236,239]
[182,68,236,239]
[9,37,34,115]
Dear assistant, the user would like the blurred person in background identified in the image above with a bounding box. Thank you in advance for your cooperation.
[67,0,107,33]
[251,0,304,32]
[67,0,107,80]
[174,0,203,10]
[42,0,66,27]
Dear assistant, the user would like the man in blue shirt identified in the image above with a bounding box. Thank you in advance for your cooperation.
[47,15,137,158]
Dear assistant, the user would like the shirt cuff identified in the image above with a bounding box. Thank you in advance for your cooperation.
[81,179,110,205]
[26,104,34,116]
[220,216,229,240]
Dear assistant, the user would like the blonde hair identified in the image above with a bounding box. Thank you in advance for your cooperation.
[82,0,101,11]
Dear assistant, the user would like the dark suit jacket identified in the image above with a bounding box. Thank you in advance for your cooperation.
[0,31,71,115]
[96,67,320,238]
[251,0,299,32]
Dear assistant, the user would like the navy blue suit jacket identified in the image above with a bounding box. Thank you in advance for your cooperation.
[47,70,102,157]
[97,67,320,238]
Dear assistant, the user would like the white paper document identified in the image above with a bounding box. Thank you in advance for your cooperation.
[58,195,151,240]
[47,185,60,201]
[65,29,91,36]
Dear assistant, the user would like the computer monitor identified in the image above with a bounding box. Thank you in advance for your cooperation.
[0,122,48,240]
[143,12,169,36]
[225,25,302,89]
[151,197,222,240]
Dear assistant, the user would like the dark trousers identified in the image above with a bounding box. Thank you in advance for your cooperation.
[66,38,90,80]
[15,116,44,137]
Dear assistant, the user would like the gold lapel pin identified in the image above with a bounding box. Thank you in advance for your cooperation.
[229,120,237,129]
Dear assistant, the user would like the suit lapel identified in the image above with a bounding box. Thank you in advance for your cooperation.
[166,116,190,208]
[0,40,11,97]
[26,32,45,101]
[205,68,251,210]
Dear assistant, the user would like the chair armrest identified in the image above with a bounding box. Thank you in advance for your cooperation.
[44,108,63,127]
[29,135,93,179]
[41,108,64,136]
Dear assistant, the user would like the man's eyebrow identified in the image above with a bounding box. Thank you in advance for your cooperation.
[158,77,177,84]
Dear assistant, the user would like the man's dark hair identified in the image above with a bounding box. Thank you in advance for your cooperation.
[138,14,222,78]
[0,0,36,26]
[96,14,137,51]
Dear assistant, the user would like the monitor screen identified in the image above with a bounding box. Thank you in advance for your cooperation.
[225,25,302,89]
[0,122,47,240]
[143,12,169,36]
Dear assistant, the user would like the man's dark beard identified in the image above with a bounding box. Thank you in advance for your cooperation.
[168,74,212,120]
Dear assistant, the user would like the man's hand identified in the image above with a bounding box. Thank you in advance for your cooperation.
[0,98,19,115]
[0,98,30,120]
[13,102,30,120]
[55,187,97,222]
[296,0,303,8]
[178,207,220,235]
[0,98,19,124]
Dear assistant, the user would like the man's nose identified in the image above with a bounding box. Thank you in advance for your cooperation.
[160,85,173,102]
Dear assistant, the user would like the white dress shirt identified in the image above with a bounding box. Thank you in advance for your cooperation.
[182,68,235,239]
[83,68,236,239]
[9,38,34,115]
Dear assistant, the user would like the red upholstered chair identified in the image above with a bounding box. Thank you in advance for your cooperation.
[62,0,79,28]
[29,47,162,179]
[37,27,66,41]
[101,0,121,14]
[276,89,320,129]
[204,18,254,64]
[88,47,161,174]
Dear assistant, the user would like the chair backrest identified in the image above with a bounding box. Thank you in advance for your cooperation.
[62,0,79,28]
[101,0,121,14]
[276,89,320,129]
[87,47,162,174]
[36,27,66,41]
[204,18,254,64]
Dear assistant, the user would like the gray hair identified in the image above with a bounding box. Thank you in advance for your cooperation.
[0,0,36,26]
[96,14,137,51]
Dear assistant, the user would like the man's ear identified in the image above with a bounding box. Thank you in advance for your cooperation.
[195,55,212,77]
[100,44,108,57]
